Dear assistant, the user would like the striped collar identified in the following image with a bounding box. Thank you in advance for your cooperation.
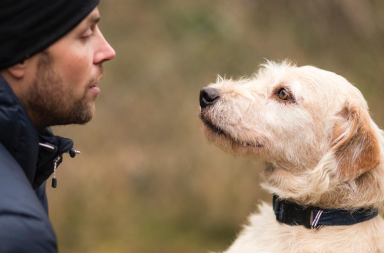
[273,195,379,229]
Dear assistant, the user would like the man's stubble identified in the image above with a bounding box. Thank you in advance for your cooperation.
[21,51,104,129]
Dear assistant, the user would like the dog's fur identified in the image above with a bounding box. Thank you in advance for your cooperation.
[200,61,384,253]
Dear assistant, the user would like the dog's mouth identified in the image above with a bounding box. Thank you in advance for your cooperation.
[201,114,262,148]
[203,118,225,136]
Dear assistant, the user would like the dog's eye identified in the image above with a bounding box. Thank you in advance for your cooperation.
[278,89,290,100]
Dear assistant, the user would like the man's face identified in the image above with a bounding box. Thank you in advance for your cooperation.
[24,7,115,129]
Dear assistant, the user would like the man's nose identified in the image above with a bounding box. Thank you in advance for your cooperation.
[102,41,116,62]
[94,32,116,64]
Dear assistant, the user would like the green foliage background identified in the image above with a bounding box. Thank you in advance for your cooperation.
[48,1,384,252]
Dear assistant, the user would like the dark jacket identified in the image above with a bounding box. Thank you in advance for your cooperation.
[0,75,75,252]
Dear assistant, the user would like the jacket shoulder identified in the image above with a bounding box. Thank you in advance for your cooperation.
[0,143,57,253]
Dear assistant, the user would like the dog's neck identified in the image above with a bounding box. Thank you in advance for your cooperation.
[262,162,384,210]
[272,194,379,229]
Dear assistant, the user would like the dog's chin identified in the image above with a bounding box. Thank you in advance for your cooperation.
[201,118,262,152]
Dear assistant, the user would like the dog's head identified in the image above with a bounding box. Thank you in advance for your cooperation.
[200,61,383,207]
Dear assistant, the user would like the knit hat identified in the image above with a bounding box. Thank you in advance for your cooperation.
[0,0,100,69]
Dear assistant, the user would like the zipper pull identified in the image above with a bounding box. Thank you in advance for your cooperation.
[51,156,61,188]
[69,148,81,158]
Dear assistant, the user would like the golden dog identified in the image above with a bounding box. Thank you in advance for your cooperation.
[200,61,384,253]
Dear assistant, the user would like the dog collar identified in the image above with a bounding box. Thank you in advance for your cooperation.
[273,194,379,229]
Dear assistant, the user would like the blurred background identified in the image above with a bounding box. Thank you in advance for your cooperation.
[48,1,384,252]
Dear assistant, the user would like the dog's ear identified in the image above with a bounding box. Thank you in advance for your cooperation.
[332,102,381,181]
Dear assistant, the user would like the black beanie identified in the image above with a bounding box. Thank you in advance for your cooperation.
[0,0,100,69]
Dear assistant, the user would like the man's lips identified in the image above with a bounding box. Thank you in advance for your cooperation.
[89,84,100,94]
[88,71,104,94]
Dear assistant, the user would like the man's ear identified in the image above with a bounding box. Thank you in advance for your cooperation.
[5,61,26,79]
[332,101,381,181]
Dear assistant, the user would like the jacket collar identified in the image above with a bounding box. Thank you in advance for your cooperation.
[35,128,74,189]
[273,194,379,229]
[0,74,75,189]
[0,74,40,183]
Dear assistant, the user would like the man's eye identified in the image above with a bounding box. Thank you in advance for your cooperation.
[278,88,290,100]
[81,29,93,39]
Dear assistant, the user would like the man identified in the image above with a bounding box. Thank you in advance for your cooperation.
[0,0,115,251]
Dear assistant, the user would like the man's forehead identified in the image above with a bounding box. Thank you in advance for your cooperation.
[85,8,100,24]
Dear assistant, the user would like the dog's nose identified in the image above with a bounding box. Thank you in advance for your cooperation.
[200,87,220,108]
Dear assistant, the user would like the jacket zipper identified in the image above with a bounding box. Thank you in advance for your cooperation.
[39,142,80,189]
[51,156,61,188]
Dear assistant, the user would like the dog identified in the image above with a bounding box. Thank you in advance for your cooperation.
[199,61,384,253]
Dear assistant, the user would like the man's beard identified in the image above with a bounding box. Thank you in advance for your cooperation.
[21,51,104,130]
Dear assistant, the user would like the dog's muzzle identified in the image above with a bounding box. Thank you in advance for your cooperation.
[200,87,220,108]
